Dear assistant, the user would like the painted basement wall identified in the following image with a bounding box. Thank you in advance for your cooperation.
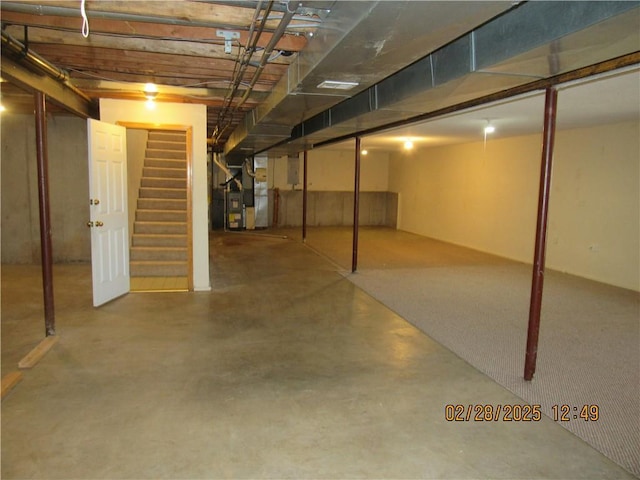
[268,148,397,227]
[269,148,390,191]
[389,120,640,291]
[1,114,91,263]
[99,99,210,291]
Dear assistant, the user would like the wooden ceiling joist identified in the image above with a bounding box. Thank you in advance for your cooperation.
[30,44,289,78]
[3,26,298,63]
[0,10,308,52]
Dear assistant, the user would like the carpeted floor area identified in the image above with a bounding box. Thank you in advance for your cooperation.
[287,226,640,477]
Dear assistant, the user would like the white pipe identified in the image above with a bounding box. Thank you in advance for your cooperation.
[244,158,256,178]
[213,152,242,191]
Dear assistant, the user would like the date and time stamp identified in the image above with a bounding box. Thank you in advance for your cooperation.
[444,404,600,422]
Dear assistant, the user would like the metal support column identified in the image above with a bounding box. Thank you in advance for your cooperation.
[302,150,308,242]
[524,87,558,381]
[352,137,361,273]
[34,91,56,336]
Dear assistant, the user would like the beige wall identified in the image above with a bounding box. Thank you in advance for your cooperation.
[99,99,210,291]
[547,122,639,290]
[268,148,394,228]
[269,148,390,191]
[1,113,90,263]
[389,121,640,291]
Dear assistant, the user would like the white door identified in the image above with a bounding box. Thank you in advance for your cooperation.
[87,119,129,306]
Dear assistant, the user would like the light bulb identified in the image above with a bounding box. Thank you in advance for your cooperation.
[144,83,158,94]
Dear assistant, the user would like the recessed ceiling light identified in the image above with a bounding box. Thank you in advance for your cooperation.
[404,140,414,150]
[317,80,359,90]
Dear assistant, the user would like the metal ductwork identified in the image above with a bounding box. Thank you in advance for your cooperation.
[285,0,640,153]
[223,0,515,158]
[225,0,639,158]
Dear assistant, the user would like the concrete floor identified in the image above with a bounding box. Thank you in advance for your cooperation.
[1,231,635,479]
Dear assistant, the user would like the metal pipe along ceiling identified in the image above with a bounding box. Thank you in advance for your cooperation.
[1,30,68,82]
[212,0,297,146]
[1,29,93,103]
[213,0,273,144]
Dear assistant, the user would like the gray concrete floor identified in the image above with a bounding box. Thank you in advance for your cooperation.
[1,230,635,479]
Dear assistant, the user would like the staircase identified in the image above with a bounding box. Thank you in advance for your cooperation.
[130,130,189,279]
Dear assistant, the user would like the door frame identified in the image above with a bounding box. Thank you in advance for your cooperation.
[118,122,194,291]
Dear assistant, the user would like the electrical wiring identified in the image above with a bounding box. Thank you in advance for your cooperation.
[213,1,274,143]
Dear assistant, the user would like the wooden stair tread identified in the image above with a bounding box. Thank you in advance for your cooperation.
[132,134,189,280]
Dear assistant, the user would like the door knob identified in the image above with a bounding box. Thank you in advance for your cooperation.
[90,199,100,205]
[86,221,94,228]
[96,221,104,227]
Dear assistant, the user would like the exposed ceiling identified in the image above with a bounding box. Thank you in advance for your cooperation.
[1,1,639,159]
[0,0,328,146]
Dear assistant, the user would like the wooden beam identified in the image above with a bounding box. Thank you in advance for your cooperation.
[3,26,297,64]
[0,10,308,52]
[20,0,292,30]
[1,372,23,400]
[18,336,59,369]
[32,45,288,78]
[71,79,270,98]
[0,55,97,118]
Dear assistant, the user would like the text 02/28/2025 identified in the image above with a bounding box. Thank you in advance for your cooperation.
[444,404,542,422]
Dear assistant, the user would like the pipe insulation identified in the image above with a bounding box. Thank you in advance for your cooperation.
[213,153,243,191]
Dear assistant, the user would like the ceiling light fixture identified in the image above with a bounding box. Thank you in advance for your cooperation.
[404,140,414,150]
[144,83,158,98]
[143,83,158,109]
[483,120,495,151]
[361,149,368,155]
[317,80,359,90]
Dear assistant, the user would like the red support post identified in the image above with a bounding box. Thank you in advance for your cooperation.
[302,150,308,242]
[524,87,558,381]
[352,137,361,273]
[34,91,56,337]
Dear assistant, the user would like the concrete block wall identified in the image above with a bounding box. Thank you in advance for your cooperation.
[1,114,91,264]
[270,190,397,228]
